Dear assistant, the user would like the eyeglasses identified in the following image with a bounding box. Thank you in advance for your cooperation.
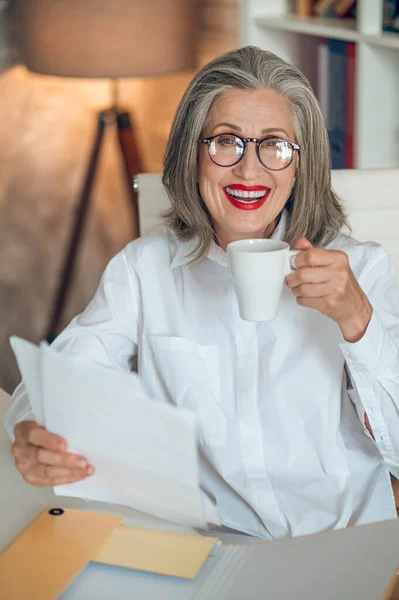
[199,134,300,171]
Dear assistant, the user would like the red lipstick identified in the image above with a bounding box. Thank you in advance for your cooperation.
[223,184,271,211]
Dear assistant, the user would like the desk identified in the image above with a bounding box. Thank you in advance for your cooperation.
[2,388,399,600]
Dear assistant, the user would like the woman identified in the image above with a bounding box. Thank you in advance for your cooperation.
[5,46,399,539]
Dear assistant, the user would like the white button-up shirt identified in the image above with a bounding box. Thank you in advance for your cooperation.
[5,212,399,539]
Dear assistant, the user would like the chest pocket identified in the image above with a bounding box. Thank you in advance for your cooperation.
[141,335,226,448]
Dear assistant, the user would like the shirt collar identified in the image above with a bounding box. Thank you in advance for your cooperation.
[171,209,289,269]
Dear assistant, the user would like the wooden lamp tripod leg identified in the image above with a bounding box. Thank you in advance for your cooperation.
[116,111,143,239]
[45,108,142,342]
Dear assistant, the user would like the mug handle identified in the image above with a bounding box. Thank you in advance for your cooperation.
[285,249,300,276]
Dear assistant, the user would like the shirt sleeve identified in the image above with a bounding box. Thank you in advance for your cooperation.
[339,244,399,478]
[3,248,140,442]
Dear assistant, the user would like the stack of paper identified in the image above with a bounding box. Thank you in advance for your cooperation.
[10,336,219,529]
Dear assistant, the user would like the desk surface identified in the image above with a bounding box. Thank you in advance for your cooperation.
[2,388,399,600]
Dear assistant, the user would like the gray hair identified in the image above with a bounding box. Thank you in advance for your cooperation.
[162,45,348,260]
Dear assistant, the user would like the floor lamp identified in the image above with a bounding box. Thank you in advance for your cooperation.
[16,0,196,341]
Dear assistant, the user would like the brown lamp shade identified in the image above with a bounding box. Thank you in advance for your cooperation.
[16,0,196,78]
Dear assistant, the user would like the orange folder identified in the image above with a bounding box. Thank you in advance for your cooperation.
[0,507,219,600]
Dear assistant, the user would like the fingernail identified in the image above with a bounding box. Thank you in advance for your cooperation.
[87,466,95,476]
[77,459,87,469]
[58,441,67,452]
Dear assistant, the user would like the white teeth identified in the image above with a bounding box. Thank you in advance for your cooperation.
[225,187,267,202]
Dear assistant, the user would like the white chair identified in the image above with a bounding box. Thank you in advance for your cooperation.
[136,170,399,276]
[331,169,399,276]
[135,174,171,237]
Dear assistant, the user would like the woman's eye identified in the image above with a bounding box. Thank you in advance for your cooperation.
[219,137,235,146]
[263,138,280,146]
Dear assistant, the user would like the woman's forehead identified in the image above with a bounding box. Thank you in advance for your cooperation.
[204,88,294,135]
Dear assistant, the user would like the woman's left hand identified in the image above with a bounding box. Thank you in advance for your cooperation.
[286,238,373,343]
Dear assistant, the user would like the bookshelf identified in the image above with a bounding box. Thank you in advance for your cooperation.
[240,0,399,169]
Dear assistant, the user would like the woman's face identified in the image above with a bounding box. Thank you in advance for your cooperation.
[198,88,297,249]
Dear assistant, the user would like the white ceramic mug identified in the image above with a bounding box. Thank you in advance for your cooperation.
[227,239,300,322]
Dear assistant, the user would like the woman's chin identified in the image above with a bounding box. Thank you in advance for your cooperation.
[224,217,273,238]
[212,203,279,243]
[218,224,269,245]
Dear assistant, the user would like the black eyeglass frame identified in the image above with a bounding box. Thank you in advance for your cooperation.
[199,134,300,171]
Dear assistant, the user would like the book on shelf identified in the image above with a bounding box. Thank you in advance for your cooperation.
[313,0,336,16]
[295,0,314,16]
[382,0,399,33]
[345,42,356,169]
[327,40,347,169]
[334,0,356,17]
[312,0,356,18]
[317,39,356,168]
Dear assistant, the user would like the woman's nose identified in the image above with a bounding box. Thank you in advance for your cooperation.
[232,143,264,180]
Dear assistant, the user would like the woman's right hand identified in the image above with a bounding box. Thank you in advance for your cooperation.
[11,420,94,487]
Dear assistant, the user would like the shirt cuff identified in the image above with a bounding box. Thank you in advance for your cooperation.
[339,309,399,379]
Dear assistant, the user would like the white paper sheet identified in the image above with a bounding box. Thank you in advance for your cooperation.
[9,336,45,425]
[10,336,220,529]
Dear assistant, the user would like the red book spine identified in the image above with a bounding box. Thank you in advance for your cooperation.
[345,43,356,169]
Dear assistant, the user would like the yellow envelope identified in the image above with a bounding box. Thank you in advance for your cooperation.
[94,523,220,579]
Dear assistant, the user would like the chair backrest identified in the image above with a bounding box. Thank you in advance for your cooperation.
[330,169,399,275]
[136,174,170,237]
[137,170,399,275]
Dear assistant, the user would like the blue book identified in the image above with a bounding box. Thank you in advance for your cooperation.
[327,40,347,170]
[382,0,399,32]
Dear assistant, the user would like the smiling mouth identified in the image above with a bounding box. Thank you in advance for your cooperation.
[223,186,271,209]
